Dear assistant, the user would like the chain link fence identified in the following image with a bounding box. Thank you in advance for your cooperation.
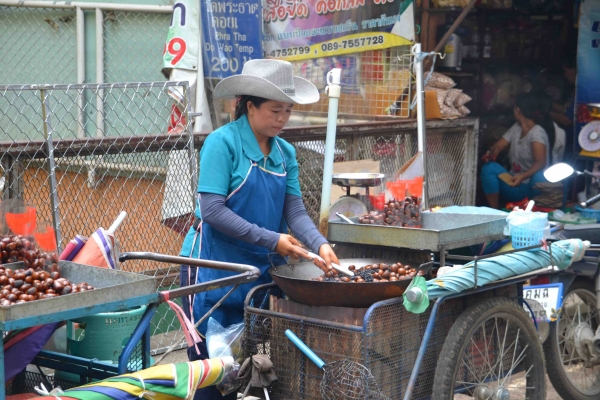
[0,6,78,84]
[281,119,479,224]
[0,3,170,85]
[0,2,191,356]
[0,82,197,354]
[102,11,172,83]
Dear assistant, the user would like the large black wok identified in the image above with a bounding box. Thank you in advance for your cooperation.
[269,258,429,308]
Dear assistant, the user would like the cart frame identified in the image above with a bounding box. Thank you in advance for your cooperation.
[1,252,260,397]
[243,240,557,400]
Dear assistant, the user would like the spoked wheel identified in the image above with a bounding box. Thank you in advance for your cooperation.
[432,297,546,400]
[544,280,600,400]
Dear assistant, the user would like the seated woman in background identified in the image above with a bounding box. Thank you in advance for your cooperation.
[481,92,556,209]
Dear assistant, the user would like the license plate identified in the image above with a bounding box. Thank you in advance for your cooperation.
[523,283,564,322]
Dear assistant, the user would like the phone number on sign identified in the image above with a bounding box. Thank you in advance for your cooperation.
[321,35,385,52]
[269,46,311,58]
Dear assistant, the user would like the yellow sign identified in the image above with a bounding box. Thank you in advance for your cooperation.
[268,32,413,62]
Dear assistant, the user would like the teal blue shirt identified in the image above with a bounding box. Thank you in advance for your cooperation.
[180,115,301,257]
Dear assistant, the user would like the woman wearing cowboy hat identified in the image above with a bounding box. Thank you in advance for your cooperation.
[179,59,339,399]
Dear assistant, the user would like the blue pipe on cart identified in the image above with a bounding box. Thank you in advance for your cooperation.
[403,297,443,400]
[118,302,159,375]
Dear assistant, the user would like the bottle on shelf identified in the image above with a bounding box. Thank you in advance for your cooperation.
[505,22,519,58]
[492,26,505,58]
[437,16,468,70]
[470,26,480,59]
[483,27,492,58]
[518,20,534,60]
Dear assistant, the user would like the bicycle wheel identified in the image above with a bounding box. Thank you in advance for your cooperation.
[432,297,546,400]
[544,280,600,400]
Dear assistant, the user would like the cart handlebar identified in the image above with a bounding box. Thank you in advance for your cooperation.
[119,252,261,301]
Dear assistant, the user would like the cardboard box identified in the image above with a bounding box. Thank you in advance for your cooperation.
[425,90,443,119]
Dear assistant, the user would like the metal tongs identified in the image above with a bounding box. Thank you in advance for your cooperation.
[295,246,354,277]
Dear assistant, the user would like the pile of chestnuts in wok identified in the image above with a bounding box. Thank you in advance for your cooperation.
[358,197,421,227]
[0,234,95,305]
[313,262,418,283]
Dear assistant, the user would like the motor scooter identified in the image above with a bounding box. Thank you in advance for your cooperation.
[539,163,600,400]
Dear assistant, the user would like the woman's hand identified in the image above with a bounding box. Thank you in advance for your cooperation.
[481,150,496,163]
[510,173,526,187]
[275,234,312,260]
[312,244,340,274]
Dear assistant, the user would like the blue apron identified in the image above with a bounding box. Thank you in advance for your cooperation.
[190,143,288,335]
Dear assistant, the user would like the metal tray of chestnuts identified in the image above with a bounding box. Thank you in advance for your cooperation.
[328,212,507,252]
[0,260,156,324]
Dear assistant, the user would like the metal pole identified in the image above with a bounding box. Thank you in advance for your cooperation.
[185,86,198,202]
[76,6,86,138]
[0,335,5,399]
[413,43,428,209]
[95,8,105,137]
[41,90,63,254]
[318,68,341,236]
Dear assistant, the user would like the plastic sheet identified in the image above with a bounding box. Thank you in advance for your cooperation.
[206,317,244,395]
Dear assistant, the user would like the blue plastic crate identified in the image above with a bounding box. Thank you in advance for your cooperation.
[575,205,600,222]
[511,225,545,249]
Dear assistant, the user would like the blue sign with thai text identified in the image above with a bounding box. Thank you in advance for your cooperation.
[575,0,600,136]
[201,0,263,79]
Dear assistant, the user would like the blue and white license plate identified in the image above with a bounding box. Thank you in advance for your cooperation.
[523,283,564,322]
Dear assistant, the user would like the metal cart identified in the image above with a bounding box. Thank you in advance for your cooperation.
[2,252,260,397]
[244,213,554,400]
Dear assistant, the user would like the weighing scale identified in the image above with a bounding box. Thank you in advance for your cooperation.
[328,173,386,220]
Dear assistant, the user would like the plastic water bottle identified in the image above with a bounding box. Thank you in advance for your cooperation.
[470,27,480,58]
[483,28,492,58]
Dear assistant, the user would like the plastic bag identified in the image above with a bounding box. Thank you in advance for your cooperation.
[440,104,461,119]
[444,88,463,107]
[425,72,456,89]
[207,317,244,361]
[424,85,448,105]
[454,92,472,107]
[206,317,245,395]
[458,106,471,116]
[503,209,548,236]
[215,362,241,396]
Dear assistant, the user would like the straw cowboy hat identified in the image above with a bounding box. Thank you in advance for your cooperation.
[214,59,320,104]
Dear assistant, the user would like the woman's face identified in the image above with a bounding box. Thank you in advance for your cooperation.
[247,100,294,138]
[513,106,523,121]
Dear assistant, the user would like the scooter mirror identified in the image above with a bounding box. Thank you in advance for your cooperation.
[544,163,575,183]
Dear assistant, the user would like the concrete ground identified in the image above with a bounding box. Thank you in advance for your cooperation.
[157,348,565,399]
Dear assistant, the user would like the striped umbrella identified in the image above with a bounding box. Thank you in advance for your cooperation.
[59,212,127,269]
[32,357,235,400]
